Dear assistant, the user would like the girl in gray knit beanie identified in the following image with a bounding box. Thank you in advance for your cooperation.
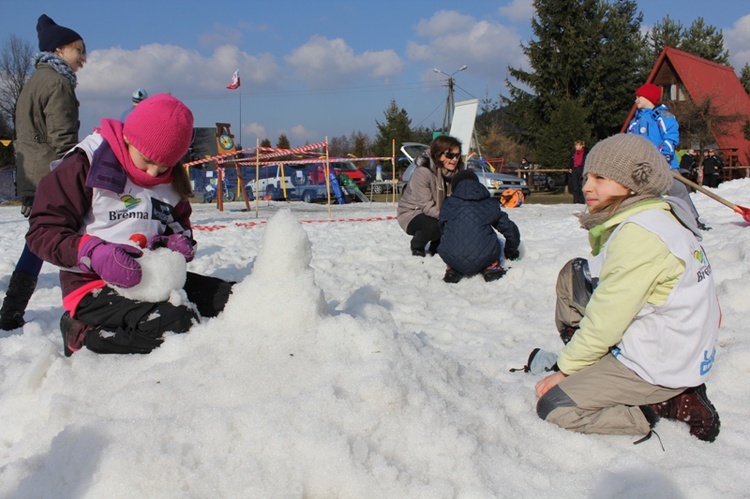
[578,134,672,229]
[535,132,721,443]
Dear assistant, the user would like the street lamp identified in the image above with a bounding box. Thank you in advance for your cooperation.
[433,65,467,132]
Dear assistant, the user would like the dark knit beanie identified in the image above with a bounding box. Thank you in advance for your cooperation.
[635,83,662,106]
[451,169,478,190]
[123,94,194,167]
[584,134,672,196]
[37,14,83,52]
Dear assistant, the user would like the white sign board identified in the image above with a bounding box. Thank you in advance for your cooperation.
[449,99,479,157]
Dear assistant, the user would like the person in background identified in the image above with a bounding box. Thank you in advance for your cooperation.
[1,14,86,330]
[568,140,586,204]
[437,170,521,283]
[520,157,531,185]
[535,134,720,443]
[120,88,148,121]
[26,94,234,356]
[626,83,708,230]
[679,148,698,187]
[702,149,724,188]
[397,135,463,257]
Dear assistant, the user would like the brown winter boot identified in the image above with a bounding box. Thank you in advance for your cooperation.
[0,271,38,330]
[650,384,720,442]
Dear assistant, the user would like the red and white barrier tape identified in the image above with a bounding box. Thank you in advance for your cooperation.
[193,215,396,232]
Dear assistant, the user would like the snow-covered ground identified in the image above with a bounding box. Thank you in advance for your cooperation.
[1,181,749,497]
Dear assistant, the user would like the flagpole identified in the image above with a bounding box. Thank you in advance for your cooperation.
[238,80,242,148]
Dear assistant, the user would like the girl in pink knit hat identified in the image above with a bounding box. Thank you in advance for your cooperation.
[26,94,234,356]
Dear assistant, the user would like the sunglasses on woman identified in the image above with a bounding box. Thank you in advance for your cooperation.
[442,151,461,160]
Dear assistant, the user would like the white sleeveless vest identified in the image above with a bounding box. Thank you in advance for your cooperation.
[587,210,720,388]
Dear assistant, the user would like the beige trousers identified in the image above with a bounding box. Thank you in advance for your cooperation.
[539,354,685,436]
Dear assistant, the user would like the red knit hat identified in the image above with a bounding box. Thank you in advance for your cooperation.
[123,94,194,167]
[635,83,662,106]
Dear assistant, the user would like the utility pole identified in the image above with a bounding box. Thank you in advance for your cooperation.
[433,65,467,133]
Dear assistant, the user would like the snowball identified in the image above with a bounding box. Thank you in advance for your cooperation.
[112,247,187,302]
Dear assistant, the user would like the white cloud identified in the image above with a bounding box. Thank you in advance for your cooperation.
[407,11,525,82]
[199,23,244,48]
[78,43,283,98]
[73,43,283,136]
[284,36,404,89]
[197,21,272,49]
[244,123,268,143]
[289,124,317,143]
[498,0,535,23]
[725,14,750,69]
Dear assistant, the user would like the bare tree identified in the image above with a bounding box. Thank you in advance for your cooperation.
[0,34,34,132]
[676,95,746,156]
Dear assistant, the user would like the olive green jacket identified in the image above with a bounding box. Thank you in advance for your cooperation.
[14,62,80,197]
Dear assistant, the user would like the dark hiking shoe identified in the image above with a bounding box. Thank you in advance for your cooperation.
[639,404,660,428]
[443,267,463,283]
[60,312,91,357]
[481,261,506,282]
[411,248,426,257]
[650,384,720,442]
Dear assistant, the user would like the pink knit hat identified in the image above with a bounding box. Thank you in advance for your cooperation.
[635,83,662,106]
[123,94,194,167]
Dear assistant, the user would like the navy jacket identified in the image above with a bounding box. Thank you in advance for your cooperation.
[438,180,520,275]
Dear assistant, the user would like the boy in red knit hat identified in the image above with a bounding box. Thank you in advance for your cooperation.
[26,94,234,356]
[626,83,708,230]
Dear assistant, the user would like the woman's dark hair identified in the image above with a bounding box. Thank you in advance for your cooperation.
[429,135,462,165]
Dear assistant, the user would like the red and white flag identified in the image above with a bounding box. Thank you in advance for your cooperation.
[226,70,240,90]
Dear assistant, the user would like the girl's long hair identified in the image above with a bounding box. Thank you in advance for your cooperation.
[172,165,193,201]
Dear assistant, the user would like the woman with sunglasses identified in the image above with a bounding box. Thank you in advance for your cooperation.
[397,135,464,256]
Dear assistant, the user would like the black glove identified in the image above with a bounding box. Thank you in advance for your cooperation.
[21,196,34,218]
[504,248,520,261]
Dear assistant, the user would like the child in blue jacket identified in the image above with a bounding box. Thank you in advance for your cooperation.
[438,170,521,283]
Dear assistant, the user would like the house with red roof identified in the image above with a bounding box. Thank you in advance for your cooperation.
[622,46,750,169]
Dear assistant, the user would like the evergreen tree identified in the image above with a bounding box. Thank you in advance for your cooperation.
[328,135,350,157]
[647,16,684,60]
[410,125,433,146]
[741,64,750,97]
[504,0,645,166]
[647,16,728,64]
[535,98,593,169]
[260,138,271,148]
[681,18,729,64]
[276,134,290,149]
[349,131,371,158]
[372,99,412,157]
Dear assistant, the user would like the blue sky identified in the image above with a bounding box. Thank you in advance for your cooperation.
[3,0,749,148]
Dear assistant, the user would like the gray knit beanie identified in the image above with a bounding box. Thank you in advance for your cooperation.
[584,134,672,196]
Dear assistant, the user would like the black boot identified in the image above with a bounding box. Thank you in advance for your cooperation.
[0,271,38,330]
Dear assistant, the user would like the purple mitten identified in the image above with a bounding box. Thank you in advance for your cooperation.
[148,234,196,262]
[78,236,143,288]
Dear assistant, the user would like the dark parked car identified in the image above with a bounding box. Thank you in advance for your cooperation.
[534,171,568,192]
